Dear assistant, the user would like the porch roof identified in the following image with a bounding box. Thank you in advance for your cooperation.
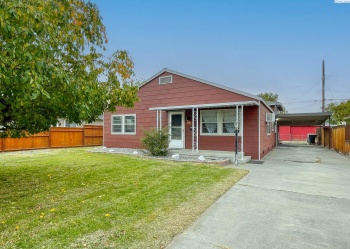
[149,101,259,111]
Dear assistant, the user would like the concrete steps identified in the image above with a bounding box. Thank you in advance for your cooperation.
[169,149,252,165]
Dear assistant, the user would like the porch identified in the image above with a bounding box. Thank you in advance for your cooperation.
[168,149,251,165]
[150,101,259,161]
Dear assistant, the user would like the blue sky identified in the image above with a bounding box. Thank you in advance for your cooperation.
[91,0,350,113]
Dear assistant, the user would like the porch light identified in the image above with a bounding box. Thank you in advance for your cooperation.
[186,116,192,125]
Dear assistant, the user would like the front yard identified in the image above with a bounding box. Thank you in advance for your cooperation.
[0,148,247,248]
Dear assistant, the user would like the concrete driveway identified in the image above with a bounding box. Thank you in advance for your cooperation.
[166,144,350,249]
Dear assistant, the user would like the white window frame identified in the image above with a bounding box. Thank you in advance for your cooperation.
[111,114,136,135]
[266,121,271,135]
[200,109,241,136]
[159,75,173,85]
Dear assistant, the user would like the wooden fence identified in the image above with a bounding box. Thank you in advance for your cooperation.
[0,125,103,152]
[320,125,350,157]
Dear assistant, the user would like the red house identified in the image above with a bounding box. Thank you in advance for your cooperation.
[103,69,278,160]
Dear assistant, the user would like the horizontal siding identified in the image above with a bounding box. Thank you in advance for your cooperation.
[259,104,277,159]
[242,106,259,159]
[104,71,265,158]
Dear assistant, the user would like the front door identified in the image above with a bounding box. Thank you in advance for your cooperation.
[169,112,184,149]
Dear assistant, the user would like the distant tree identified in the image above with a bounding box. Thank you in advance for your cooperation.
[326,101,350,124]
[0,0,139,138]
[257,92,279,102]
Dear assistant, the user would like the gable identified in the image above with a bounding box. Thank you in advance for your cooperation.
[139,68,273,112]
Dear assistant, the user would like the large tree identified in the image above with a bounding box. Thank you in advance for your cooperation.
[0,0,139,138]
[326,101,350,125]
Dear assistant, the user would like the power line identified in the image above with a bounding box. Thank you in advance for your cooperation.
[282,98,350,104]
[283,82,320,104]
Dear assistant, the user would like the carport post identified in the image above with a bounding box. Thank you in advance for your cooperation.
[241,105,244,160]
[328,117,331,150]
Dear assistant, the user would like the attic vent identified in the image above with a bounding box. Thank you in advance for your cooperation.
[266,113,276,122]
[159,75,172,84]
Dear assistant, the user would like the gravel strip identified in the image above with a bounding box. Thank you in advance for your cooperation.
[90,147,231,164]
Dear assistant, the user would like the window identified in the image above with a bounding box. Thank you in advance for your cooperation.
[159,75,172,84]
[201,109,240,135]
[222,110,235,134]
[124,115,135,133]
[111,114,136,134]
[202,110,218,134]
[267,122,271,135]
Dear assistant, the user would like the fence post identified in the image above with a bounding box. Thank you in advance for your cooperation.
[83,125,86,147]
[48,128,52,148]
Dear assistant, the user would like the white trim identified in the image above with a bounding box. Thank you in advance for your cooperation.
[192,108,199,152]
[196,108,198,153]
[267,121,271,135]
[159,75,173,84]
[200,109,241,136]
[156,110,163,130]
[266,113,275,122]
[149,101,258,111]
[192,108,194,151]
[111,114,136,135]
[141,68,275,113]
[160,110,162,129]
[168,111,185,149]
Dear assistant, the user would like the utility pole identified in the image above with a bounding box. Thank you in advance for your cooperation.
[322,59,325,112]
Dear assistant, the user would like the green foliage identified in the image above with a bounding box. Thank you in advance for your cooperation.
[0,0,140,138]
[141,127,170,156]
[258,92,279,102]
[326,101,350,124]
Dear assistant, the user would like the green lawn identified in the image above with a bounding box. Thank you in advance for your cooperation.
[0,148,248,249]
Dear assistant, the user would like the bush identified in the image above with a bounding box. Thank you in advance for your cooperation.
[141,127,170,156]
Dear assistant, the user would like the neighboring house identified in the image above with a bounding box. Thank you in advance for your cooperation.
[267,101,284,114]
[103,68,278,160]
[57,115,104,127]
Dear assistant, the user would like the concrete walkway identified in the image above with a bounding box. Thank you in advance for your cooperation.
[166,144,350,249]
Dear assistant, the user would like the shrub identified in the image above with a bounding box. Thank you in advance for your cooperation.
[141,127,170,156]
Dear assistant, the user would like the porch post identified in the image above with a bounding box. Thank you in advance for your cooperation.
[192,108,199,153]
[192,108,194,151]
[160,110,162,129]
[156,110,162,130]
[235,105,239,164]
[241,105,244,160]
[196,108,198,153]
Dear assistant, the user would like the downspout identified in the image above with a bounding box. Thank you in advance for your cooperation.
[258,101,261,160]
